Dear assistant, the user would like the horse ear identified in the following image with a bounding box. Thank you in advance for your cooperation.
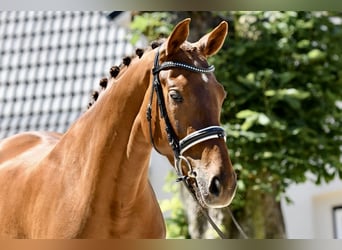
[166,18,191,55]
[196,21,228,58]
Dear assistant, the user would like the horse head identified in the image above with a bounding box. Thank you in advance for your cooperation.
[144,18,237,208]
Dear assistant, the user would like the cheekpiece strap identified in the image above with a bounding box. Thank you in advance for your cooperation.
[150,49,220,162]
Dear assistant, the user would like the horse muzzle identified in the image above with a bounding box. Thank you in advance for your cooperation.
[202,171,237,208]
[174,126,237,208]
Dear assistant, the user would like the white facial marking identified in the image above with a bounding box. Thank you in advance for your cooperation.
[201,73,209,83]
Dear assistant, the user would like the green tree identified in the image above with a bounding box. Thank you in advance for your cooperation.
[131,11,342,238]
[216,11,342,238]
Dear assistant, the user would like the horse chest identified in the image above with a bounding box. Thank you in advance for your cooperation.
[79,187,166,238]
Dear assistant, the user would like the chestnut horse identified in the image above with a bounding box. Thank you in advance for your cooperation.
[0,18,236,238]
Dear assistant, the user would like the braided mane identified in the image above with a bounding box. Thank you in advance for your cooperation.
[87,39,164,109]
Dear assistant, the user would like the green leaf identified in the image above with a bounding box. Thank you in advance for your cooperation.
[265,88,310,99]
[264,89,276,97]
[307,49,326,62]
[237,73,256,86]
[236,110,271,130]
[297,39,310,49]
[279,72,296,84]
[284,96,301,109]
[236,109,258,119]
[263,151,273,159]
[258,113,271,125]
[130,15,150,31]
[241,115,258,131]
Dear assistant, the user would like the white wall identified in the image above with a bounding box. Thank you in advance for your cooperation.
[281,175,342,239]
[149,150,173,201]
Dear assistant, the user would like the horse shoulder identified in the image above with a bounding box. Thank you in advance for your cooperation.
[0,132,61,165]
[0,132,62,237]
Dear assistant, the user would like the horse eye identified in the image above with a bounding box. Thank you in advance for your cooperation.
[169,90,183,103]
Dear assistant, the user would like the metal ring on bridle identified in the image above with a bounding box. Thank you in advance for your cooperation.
[175,155,196,182]
[175,126,226,180]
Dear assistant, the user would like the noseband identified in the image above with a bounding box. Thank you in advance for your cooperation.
[147,48,226,181]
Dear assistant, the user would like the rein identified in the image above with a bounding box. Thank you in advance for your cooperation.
[147,48,248,239]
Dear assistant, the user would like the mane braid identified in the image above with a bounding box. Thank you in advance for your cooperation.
[86,41,164,110]
[110,66,120,78]
[150,39,165,49]
[135,48,144,58]
[99,78,108,88]
[122,57,131,66]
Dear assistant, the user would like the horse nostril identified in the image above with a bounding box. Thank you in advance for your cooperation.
[209,176,221,197]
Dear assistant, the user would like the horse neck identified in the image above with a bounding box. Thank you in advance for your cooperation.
[51,52,155,207]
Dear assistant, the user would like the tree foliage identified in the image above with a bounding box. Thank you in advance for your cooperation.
[216,11,342,201]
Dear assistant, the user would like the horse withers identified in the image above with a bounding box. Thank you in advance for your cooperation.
[0,18,236,238]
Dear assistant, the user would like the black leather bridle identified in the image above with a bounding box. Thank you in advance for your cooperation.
[147,48,227,181]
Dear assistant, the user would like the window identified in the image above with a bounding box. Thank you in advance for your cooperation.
[333,206,342,239]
